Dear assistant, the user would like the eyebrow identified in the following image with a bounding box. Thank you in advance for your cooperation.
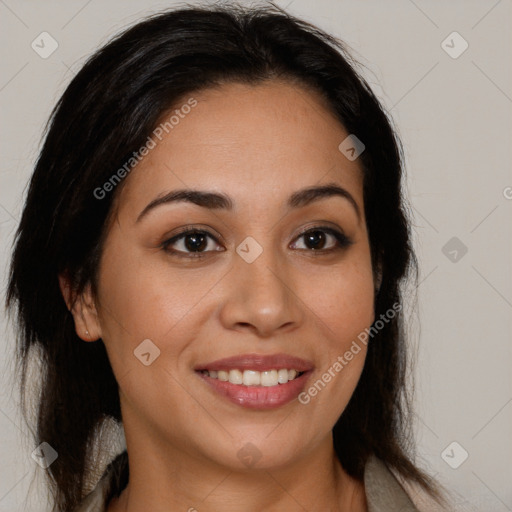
[135,181,361,223]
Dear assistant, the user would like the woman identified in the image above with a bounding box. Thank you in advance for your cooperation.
[6,2,449,511]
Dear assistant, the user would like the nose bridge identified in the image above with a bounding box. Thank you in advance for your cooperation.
[219,233,302,336]
[241,243,285,300]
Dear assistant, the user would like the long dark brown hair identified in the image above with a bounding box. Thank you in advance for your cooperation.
[6,2,445,510]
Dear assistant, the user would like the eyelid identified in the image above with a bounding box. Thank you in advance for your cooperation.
[168,224,224,241]
[294,222,343,239]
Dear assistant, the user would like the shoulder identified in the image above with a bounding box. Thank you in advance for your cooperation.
[364,454,420,511]
[364,455,451,512]
[73,451,128,512]
[72,472,111,512]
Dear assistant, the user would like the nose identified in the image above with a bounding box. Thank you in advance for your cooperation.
[218,245,304,338]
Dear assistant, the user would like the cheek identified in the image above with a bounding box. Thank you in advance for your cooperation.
[94,239,226,375]
[99,272,190,338]
[305,256,375,345]
[298,251,374,415]
[94,240,180,363]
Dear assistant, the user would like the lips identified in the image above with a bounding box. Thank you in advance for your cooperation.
[194,353,314,373]
[194,353,314,410]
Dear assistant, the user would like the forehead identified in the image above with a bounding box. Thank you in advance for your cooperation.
[117,80,364,216]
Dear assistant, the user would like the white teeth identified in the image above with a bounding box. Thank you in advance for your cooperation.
[261,369,278,387]
[277,369,289,384]
[218,370,229,382]
[228,369,243,384]
[242,370,260,386]
[203,368,302,386]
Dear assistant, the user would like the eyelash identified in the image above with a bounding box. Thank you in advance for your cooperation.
[161,226,353,259]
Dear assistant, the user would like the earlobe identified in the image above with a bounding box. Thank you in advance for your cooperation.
[58,273,102,342]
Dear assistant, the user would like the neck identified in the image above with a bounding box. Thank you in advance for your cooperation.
[108,434,366,512]
[107,398,367,512]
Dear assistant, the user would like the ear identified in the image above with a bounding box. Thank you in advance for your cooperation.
[58,273,102,342]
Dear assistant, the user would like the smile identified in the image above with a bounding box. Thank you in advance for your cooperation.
[194,353,314,409]
[199,368,303,386]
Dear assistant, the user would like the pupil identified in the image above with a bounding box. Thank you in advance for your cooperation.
[306,230,325,250]
[185,233,207,252]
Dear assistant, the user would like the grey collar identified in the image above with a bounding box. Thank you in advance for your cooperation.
[364,455,419,511]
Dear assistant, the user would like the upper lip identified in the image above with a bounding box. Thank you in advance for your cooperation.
[194,353,314,372]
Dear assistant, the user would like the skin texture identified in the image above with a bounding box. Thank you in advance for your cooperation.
[60,80,375,511]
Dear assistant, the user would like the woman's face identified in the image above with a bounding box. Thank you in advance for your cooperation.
[82,80,375,470]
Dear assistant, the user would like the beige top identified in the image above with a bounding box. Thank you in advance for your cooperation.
[73,454,426,512]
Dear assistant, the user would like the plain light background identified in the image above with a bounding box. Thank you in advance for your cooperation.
[0,0,510,510]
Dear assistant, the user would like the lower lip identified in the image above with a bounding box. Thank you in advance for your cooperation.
[196,371,311,410]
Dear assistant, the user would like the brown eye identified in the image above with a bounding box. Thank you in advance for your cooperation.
[291,227,352,252]
[162,229,223,257]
